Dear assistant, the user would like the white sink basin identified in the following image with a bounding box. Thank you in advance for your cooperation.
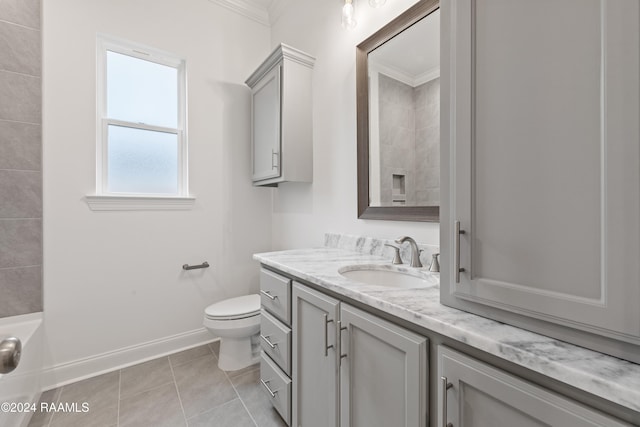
[338,265,432,289]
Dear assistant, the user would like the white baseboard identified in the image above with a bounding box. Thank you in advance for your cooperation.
[41,328,217,391]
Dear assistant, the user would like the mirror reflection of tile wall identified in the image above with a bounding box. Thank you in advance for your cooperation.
[378,75,439,207]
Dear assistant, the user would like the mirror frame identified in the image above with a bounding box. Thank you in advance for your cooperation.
[356,0,440,222]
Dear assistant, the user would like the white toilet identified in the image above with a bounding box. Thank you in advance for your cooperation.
[203,294,261,371]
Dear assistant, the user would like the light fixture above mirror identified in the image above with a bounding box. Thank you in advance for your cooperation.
[341,0,388,30]
[342,0,357,29]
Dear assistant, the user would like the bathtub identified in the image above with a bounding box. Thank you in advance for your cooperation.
[0,313,43,427]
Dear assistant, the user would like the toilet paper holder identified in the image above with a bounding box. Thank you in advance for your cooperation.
[182,261,210,270]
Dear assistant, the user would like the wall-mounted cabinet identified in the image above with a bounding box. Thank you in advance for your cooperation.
[440,0,640,363]
[246,44,315,187]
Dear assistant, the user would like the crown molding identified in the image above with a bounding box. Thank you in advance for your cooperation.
[371,59,440,88]
[245,43,315,87]
[209,0,270,26]
[267,0,291,25]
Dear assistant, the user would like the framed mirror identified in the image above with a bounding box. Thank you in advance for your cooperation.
[356,0,440,221]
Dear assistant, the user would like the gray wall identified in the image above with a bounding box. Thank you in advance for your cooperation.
[0,0,43,317]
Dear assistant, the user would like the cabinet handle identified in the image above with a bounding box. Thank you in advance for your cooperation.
[260,290,278,300]
[441,376,453,427]
[455,221,466,283]
[260,378,278,398]
[271,149,279,170]
[338,321,348,364]
[260,334,277,349]
[324,314,334,356]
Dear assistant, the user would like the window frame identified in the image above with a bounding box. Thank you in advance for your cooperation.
[95,35,189,199]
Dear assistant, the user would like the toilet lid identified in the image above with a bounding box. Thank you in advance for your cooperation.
[205,294,260,320]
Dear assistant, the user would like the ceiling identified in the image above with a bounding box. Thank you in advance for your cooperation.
[369,9,440,85]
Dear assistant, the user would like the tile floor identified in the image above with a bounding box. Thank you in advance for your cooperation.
[28,342,287,427]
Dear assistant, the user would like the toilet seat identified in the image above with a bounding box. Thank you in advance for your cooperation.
[205,294,260,320]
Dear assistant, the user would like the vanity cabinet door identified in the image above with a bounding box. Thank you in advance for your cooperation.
[339,304,427,427]
[441,0,640,360]
[437,346,630,427]
[251,64,281,182]
[292,283,340,427]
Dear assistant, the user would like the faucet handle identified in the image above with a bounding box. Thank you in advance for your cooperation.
[384,244,403,265]
[429,253,440,273]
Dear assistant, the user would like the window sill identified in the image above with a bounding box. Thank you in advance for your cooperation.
[85,195,196,211]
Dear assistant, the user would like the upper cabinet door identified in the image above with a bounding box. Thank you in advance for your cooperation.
[246,44,314,186]
[251,64,281,182]
[441,0,640,350]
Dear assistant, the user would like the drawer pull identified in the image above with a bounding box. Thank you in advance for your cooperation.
[260,290,278,300]
[260,334,277,349]
[260,378,278,398]
[441,376,453,427]
[324,314,334,356]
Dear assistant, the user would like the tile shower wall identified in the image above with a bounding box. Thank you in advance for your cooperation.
[0,0,43,317]
[378,74,440,206]
[378,74,416,206]
[414,77,440,206]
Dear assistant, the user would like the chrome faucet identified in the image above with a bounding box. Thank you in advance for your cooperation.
[395,236,423,268]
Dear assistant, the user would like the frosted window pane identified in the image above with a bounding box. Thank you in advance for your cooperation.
[107,125,178,194]
[107,51,178,128]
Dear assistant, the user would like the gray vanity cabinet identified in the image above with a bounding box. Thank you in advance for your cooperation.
[259,268,293,425]
[440,0,640,362]
[246,44,315,187]
[292,282,428,427]
[292,283,340,427]
[437,346,629,427]
[339,304,428,427]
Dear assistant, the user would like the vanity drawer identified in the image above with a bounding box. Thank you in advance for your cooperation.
[260,268,291,324]
[260,309,291,375]
[260,351,291,426]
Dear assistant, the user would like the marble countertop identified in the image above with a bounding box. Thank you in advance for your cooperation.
[254,246,640,414]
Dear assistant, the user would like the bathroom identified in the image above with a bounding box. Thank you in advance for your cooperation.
[1,0,639,426]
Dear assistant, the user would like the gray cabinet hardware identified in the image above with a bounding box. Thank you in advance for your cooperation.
[441,376,453,427]
[455,221,466,283]
[260,334,277,349]
[260,290,278,300]
[260,378,278,397]
[324,314,334,356]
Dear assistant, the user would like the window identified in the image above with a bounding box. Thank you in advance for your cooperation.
[94,36,189,202]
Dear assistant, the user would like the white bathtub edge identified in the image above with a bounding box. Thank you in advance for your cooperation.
[0,313,44,427]
[0,312,43,329]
